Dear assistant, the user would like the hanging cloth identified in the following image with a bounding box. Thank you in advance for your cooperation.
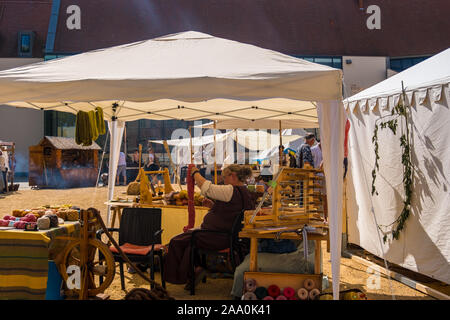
[95,107,106,135]
[88,110,99,141]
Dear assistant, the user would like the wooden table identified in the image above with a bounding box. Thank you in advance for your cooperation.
[239,227,329,274]
[106,201,210,244]
[0,221,80,299]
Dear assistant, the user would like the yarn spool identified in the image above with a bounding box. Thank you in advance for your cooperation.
[297,288,308,300]
[276,295,287,300]
[267,285,280,298]
[244,278,257,292]
[282,287,295,299]
[37,216,51,230]
[262,296,274,300]
[242,292,258,300]
[254,287,268,300]
[309,288,320,300]
[45,214,59,228]
[303,278,315,290]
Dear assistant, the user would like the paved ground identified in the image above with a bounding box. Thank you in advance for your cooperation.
[0,186,442,300]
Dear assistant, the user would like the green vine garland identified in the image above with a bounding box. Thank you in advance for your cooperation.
[371,102,413,243]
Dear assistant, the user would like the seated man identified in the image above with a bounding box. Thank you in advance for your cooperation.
[230,239,318,299]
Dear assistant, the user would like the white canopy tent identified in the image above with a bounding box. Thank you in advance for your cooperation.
[344,48,450,284]
[0,31,345,298]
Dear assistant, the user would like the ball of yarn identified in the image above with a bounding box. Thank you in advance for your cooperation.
[37,216,51,230]
[21,213,37,223]
[297,288,308,300]
[303,278,315,290]
[309,288,320,300]
[3,215,15,221]
[12,210,22,217]
[276,295,287,300]
[13,221,27,229]
[242,292,258,300]
[282,287,295,298]
[56,210,67,220]
[0,219,8,227]
[263,296,274,300]
[254,287,268,300]
[244,278,257,292]
[267,284,280,298]
[44,214,59,228]
[66,210,79,221]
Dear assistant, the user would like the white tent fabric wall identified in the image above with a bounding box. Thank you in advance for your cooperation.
[0,31,344,299]
[344,48,450,284]
[317,101,345,300]
[107,119,125,224]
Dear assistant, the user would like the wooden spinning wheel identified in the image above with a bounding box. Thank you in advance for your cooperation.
[58,208,115,300]
[60,238,115,298]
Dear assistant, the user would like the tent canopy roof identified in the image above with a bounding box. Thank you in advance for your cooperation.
[344,48,450,113]
[0,31,341,122]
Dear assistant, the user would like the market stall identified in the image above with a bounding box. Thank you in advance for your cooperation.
[0,31,345,299]
[29,136,101,188]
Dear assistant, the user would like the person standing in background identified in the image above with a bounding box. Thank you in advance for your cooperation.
[311,141,323,170]
[116,151,127,186]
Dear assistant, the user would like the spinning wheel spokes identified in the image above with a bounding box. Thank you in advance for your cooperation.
[60,238,115,298]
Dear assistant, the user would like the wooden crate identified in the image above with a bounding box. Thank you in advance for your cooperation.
[243,272,323,299]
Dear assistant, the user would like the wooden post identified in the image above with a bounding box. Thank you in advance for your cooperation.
[249,238,258,272]
[278,120,283,167]
[214,120,217,184]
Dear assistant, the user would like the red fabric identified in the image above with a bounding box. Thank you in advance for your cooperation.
[344,119,351,157]
[109,243,165,256]
[183,164,196,232]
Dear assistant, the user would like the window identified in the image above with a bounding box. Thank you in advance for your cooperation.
[17,31,35,57]
[389,56,431,72]
[292,55,343,69]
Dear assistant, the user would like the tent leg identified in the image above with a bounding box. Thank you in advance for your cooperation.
[107,120,117,226]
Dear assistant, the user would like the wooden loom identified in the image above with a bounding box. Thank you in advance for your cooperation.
[135,167,175,205]
[242,164,327,232]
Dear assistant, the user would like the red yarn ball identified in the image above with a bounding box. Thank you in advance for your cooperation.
[282,286,295,298]
[267,284,280,298]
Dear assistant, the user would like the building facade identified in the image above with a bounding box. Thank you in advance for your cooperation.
[1,0,449,174]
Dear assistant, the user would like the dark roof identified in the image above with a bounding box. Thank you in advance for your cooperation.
[0,0,52,58]
[51,0,450,57]
[42,136,101,150]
